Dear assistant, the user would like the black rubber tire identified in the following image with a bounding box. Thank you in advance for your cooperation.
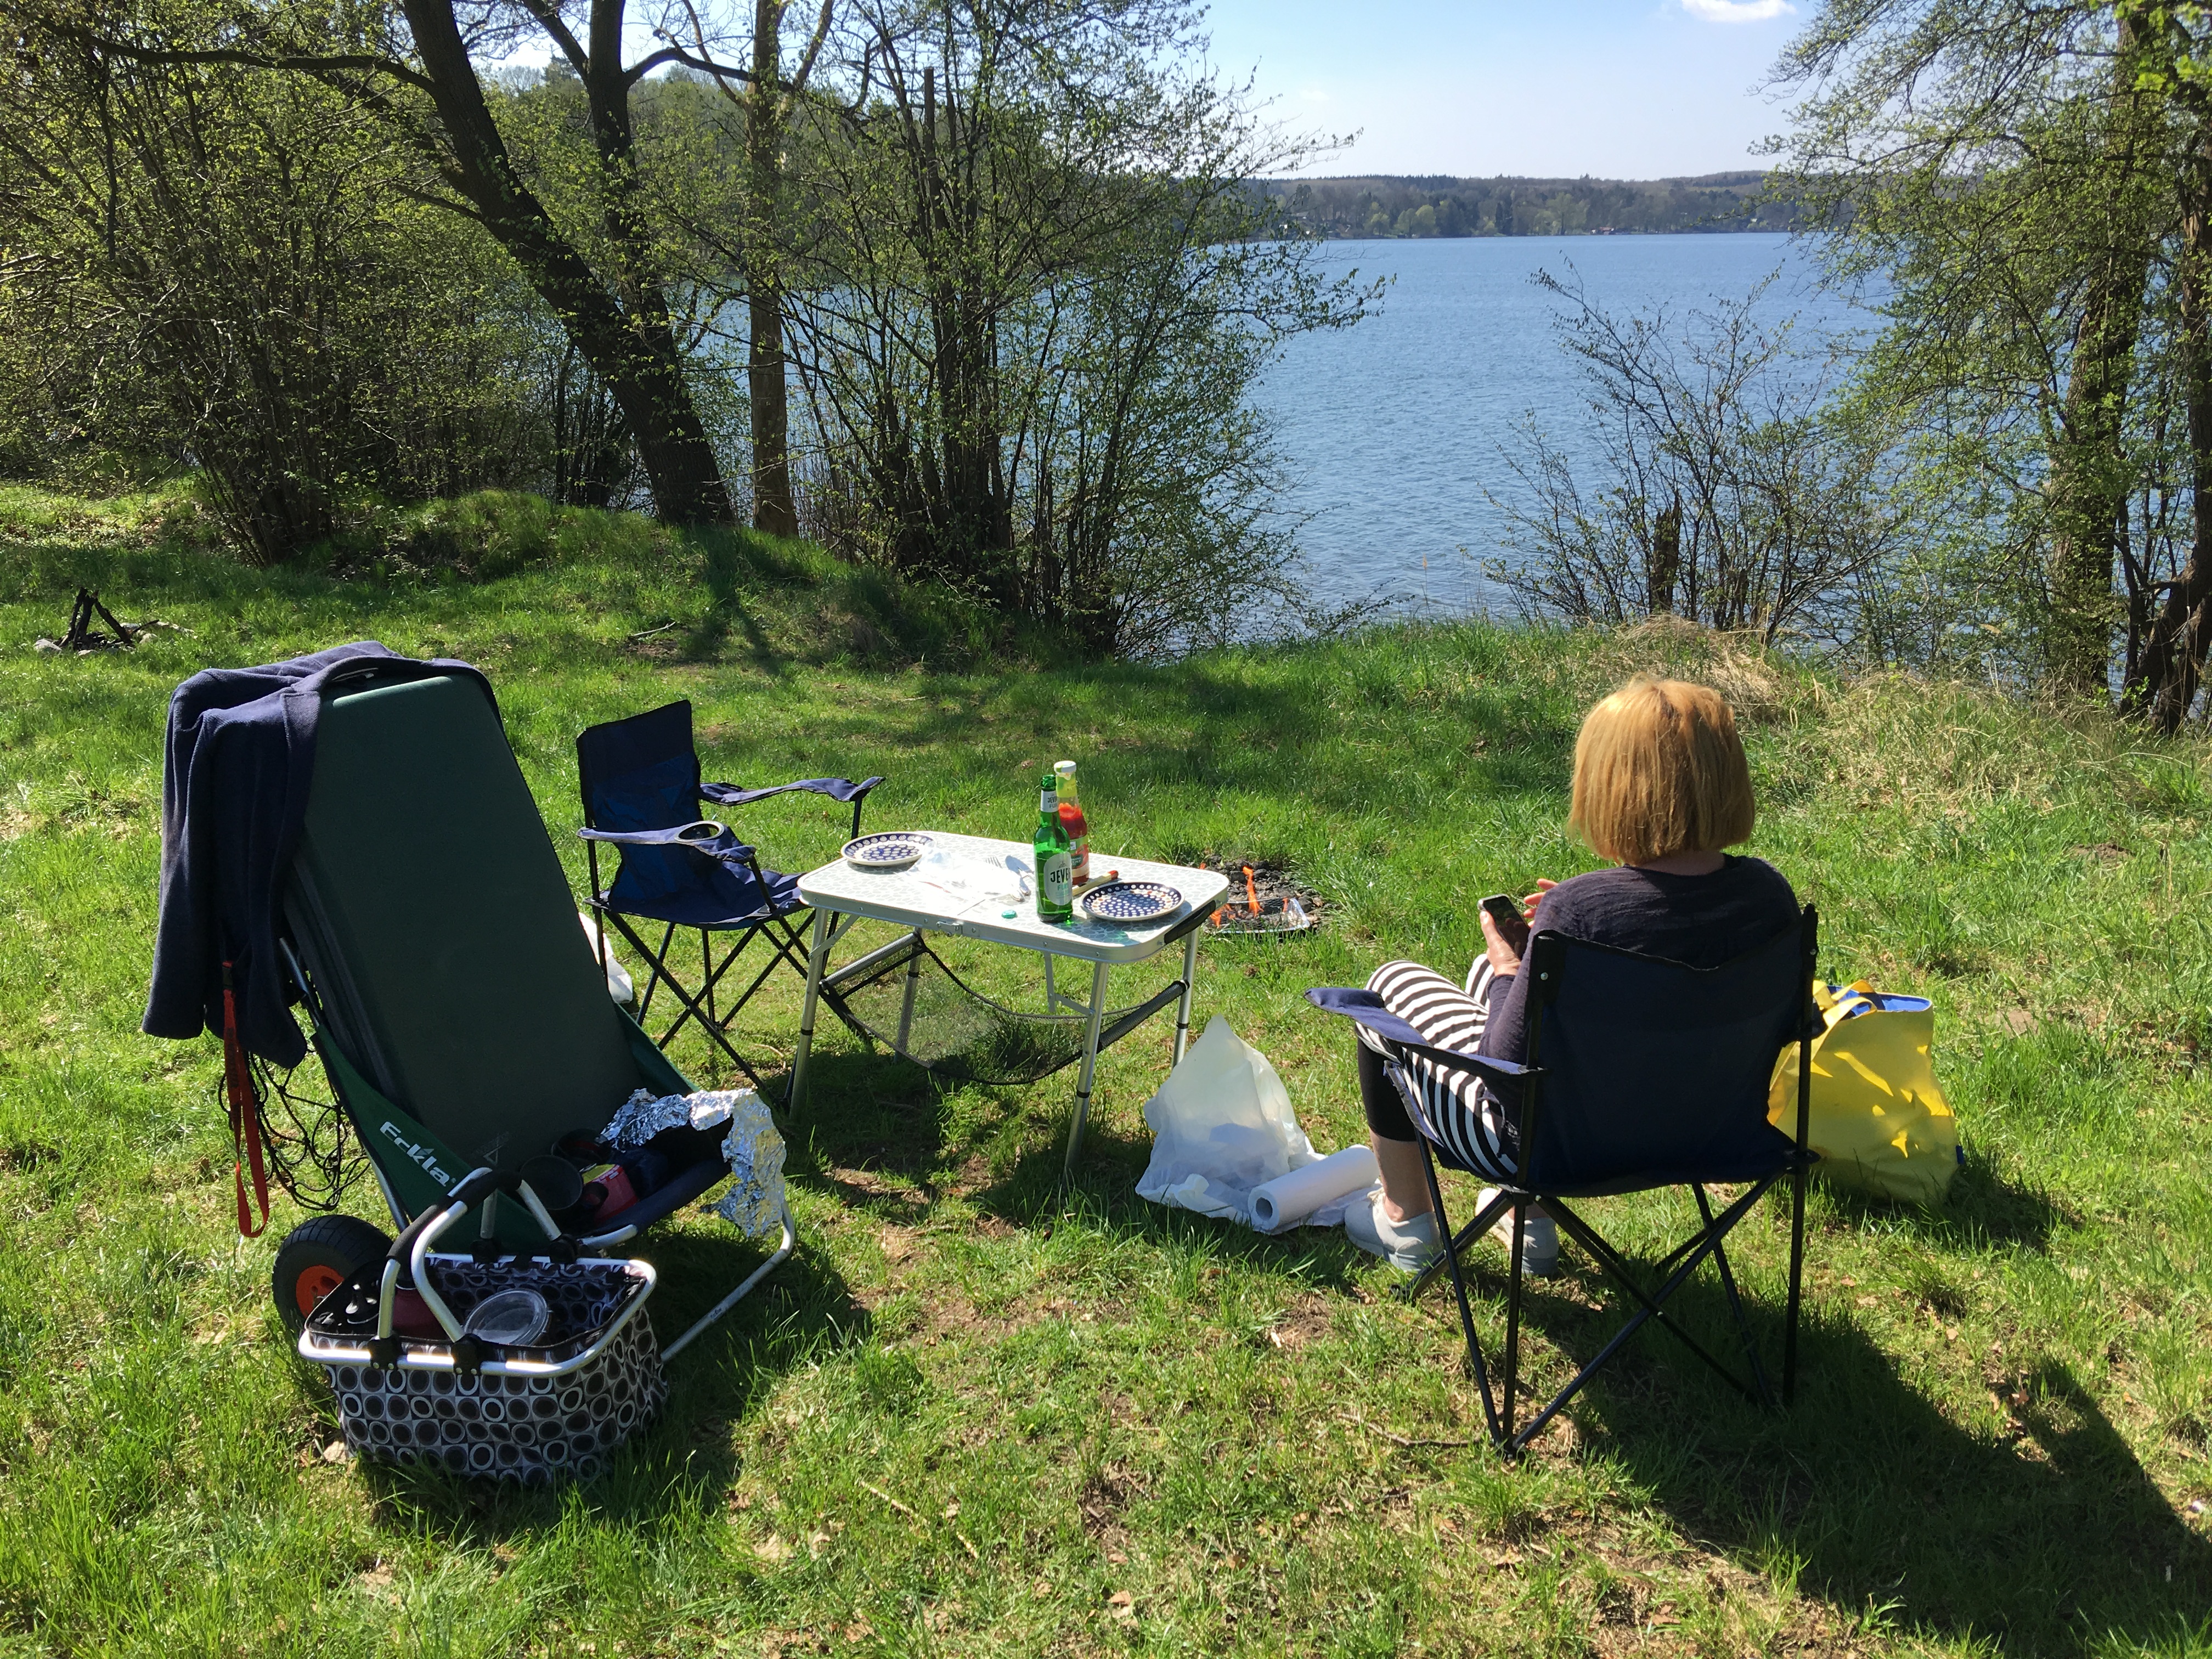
[272,1214,392,1335]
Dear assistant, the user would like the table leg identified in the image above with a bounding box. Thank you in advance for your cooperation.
[1063,959,1111,1185]
[894,928,924,1054]
[787,907,833,1113]
[1173,928,1200,1065]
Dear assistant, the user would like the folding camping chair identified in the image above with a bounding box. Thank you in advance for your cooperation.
[272,664,791,1358]
[574,700,882,1090]
[1308,907,1820,1457]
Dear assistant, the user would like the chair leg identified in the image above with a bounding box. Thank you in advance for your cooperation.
[1414,1139,1504,1448]
[1785,1159,1808,1406]
[634,919,678,1020]
[1403,1186,1513,1302]
[1695,1184,1774,1408]
[1543,1187,1774,1403]
[660,1203,798,1359]
[1502,1202,1526,1447]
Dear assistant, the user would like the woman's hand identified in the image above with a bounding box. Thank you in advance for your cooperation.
[1479,908,1523,978]
[1520,878,1558,921]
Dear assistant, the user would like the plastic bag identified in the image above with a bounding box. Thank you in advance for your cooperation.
[1135,1016,1376,1232]
[1768,981,1959,1207]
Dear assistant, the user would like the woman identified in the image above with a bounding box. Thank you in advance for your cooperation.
[1345,675,1799,1274]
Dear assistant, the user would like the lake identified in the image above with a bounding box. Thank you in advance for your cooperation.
[1255,233,1867,618]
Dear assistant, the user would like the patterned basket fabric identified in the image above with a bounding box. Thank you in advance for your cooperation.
[304,1256,664,1483]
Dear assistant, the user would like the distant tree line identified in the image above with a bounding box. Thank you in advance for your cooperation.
[0,0,1371,656]
[1266,173,1808,239]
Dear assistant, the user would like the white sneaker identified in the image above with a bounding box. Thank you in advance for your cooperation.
[1478,1188,1560,1278]
[1345,1193,1441,1272]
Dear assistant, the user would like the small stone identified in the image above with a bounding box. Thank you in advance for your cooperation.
[320,1438,351,1463]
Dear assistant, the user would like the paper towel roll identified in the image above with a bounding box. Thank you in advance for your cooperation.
[1249,1144,1381,1232]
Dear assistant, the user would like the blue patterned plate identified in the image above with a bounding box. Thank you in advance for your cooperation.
[842,832,932,871]
[1077,879,1183,926]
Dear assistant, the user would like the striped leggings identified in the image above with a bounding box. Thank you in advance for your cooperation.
[1355,957,1520,1182]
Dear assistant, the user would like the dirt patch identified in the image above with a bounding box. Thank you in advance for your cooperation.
[817,1164,935,1215]
[2073,841,2132,864]
[1262,1295,1335,1351]
[1077,1463,1149,1553]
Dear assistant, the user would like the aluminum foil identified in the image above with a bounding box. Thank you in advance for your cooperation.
[707,1089,787,1239]
[600,1087,785,1239]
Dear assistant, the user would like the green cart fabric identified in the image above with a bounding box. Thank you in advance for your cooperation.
[283,670,678,1177]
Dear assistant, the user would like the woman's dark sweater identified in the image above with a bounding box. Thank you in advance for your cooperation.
[1480,856,1799,1093]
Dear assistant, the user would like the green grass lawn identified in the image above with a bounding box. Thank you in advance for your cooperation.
[2,487,2209,1658]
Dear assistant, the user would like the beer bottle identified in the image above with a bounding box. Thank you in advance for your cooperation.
[1032,771,1075,923]
[1053,760,1091,886]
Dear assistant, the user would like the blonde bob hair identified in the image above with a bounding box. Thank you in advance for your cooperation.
[1567,676,1756,867]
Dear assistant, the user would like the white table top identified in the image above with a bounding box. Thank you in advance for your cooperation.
[798,832,1231,964]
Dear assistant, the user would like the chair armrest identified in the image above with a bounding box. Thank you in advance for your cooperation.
[578,822,759,863]
[1305,986,1536,1089]
[701,775,885,808]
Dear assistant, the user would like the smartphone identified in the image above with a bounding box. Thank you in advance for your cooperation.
[1480,893,1531,953]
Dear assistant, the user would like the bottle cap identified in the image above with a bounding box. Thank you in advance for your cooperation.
[1053,760,1076,776]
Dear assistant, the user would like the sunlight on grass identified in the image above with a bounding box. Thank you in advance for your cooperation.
[2,503,2209,1655]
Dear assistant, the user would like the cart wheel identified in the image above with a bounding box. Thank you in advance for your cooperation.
[273,1215,392,1335]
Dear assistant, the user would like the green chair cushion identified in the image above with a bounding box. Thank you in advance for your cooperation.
[284,672,648,1174]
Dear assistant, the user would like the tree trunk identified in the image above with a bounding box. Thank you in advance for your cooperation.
[747,0,799,538]
[2126,150,2212,732]
[399,1,732,525]
[2047,16,2152,695]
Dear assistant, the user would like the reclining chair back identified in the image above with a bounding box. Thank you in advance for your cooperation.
[1520,917,1812,1197]
[284,668,662,1182]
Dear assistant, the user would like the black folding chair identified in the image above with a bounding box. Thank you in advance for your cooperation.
[575,700,882,1090]
[1308,906,1820,1457]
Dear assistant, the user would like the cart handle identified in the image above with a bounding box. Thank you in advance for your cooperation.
[374,1166,571,1345]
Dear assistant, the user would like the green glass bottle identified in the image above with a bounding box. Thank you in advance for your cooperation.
[1032,771,1075,923]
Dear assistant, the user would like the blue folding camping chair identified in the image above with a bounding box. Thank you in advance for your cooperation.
[576,700,882,1090]
[1308,907,1820,1456]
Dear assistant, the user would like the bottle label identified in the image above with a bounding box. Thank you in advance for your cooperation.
[1040,851,1074,910]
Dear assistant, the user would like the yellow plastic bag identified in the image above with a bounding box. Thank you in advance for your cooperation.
[1768,981,1960,1207]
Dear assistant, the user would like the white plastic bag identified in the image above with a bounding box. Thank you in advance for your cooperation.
[1134,1016,1377,1232]
[579,911,635,1005]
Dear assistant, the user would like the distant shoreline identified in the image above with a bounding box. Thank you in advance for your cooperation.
[1262,171,1804,241]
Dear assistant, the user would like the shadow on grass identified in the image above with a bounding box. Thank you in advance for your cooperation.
[1824,1153,2074,1253]
[1433,1233,2208,1654]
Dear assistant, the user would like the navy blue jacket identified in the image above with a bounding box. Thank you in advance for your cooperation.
[143,642,490,1065]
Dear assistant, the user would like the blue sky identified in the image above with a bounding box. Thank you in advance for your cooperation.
[504,1,1804,183]
[1201,0,1804,179]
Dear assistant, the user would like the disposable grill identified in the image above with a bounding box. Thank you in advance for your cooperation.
[1205,863,1317,936]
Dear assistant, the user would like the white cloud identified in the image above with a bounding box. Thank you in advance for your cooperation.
[1681,0,1795,21]
[1297,84,1334,104]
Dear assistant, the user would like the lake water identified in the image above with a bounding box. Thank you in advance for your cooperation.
[1255,233,1867,618]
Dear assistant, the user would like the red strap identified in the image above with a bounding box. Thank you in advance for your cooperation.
[221,962,270,1239]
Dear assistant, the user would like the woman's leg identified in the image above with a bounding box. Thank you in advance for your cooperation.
[1359,961,1519,1184]
[1358,1041,1433,1222]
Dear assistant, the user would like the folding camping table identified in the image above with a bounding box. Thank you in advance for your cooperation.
[786,834,1230,1179]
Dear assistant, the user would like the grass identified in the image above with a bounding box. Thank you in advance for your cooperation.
[2,484,2210,1657]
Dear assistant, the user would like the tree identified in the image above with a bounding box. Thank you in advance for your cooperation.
[49,0,738,525]
[781,0,1373,651]
[2117,1,2212,727]
[1491,270,1904,651]
[0,3,541,558]
[1768,1,2209,719]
